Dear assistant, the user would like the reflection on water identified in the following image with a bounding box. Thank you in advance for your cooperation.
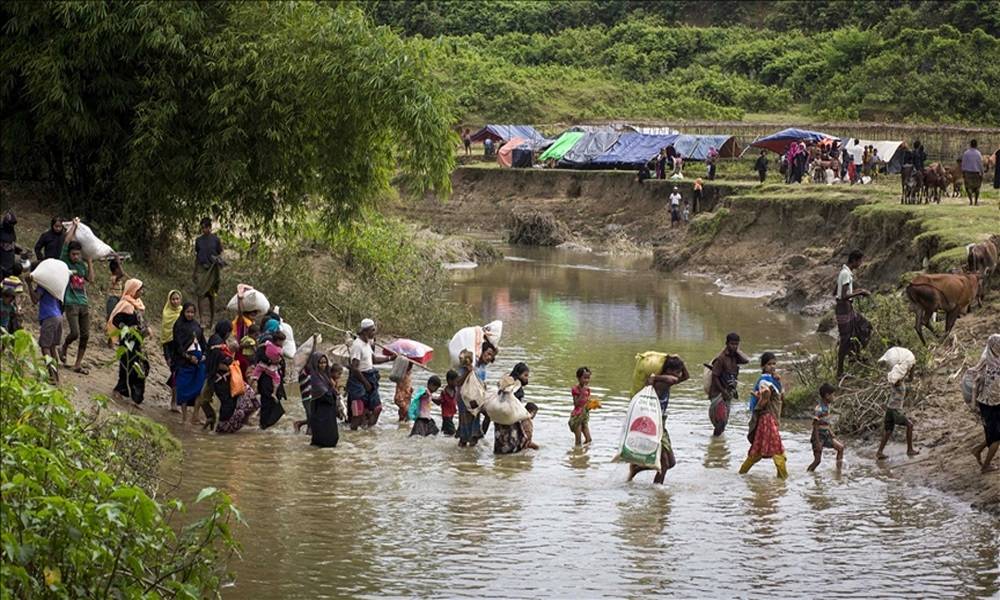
[171,246,1000,599]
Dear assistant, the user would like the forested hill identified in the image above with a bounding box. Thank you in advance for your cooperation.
[366,0,1000,125]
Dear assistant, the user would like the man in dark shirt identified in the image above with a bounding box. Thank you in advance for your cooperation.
[193,217,223,327]
[708,332,749,436]
[34,217,65,261]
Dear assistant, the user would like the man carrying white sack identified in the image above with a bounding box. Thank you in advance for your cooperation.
[876,347,920,460]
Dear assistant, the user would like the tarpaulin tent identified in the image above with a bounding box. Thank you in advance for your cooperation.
[470,125,545,144]
[497,137,528,168]
[841,139,906,174]
[539,131,585,162]
[511,148,533,168]
[748,128,838,155]
[591,133,680,169]
[558,130,622,168]
[671,134,739,160]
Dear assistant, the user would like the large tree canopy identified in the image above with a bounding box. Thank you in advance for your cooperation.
[1,1,455,246]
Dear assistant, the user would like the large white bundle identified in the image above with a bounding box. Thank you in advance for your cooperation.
[279,321,296,359]
[613,386,663,469]
[878,347,916,384]
[63,221,114,259]
[481,375,530,425]
[448,320,503,366]
[226,288,270,313]
[293,333,321,375]
[31,259,71,299]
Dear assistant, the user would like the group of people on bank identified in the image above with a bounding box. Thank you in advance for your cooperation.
[1,212,998,473]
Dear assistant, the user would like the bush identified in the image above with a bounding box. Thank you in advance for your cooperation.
[0,330,241,597]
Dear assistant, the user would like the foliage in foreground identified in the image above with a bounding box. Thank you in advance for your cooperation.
[1,331,241,598]
[785,293,932,433]
[1,1,455,254]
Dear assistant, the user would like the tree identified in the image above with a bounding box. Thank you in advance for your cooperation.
[0,1,455,251]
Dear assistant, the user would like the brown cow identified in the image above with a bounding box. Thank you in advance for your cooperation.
[967,235,1000,287]
[906,272,982,345]
[922,162,947,204]
[944,160,963,198]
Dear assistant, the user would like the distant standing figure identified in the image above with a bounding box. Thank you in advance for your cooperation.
[961,139,984,206]
[994,148,1000,190]
[669,187,682,228]
[754,150,768,183]
[692,178,703,213]
[193,218,223,327]
[672,153,685,178]
[706,146,719,180]
[484,138,495,157]
[637,160,652,184]
[835,250,871,378]
[462,128,471,156]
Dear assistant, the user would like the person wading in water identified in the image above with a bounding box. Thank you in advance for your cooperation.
[836,250,871,378]
[347,318,395,430]
[708,333,748,436]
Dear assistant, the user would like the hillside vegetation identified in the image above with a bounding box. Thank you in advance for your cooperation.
[368,0,1000,125]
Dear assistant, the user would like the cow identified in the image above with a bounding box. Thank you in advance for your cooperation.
[944,160,963,198]
[901,164,922,204]
[922,162,947,204]
[906,272,982,345]
[967,235,1000,288]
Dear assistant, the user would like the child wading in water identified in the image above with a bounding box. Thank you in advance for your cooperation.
[877,358,920,460]
[433,370,459,436]
[569,366,594,446]
[807,383,845,471]
[393,361,414,423]
[409,375,441,437]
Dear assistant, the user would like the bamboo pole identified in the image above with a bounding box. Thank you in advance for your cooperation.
[306,310,435,373]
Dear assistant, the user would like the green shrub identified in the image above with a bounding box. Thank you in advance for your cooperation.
[0,330,241,598]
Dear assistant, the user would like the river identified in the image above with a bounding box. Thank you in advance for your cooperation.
[173,246,1000,599]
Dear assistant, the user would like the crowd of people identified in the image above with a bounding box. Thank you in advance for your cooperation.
[1,211,997,475]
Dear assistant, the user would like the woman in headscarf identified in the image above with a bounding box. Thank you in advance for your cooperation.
[494,362,530,455]
[308,353,343,447]
[972,334,1000,473]
[252,341,286,430]
[108,279,148,406]
[739,352,788,479]
[172,302,208,425]
[196,320,231,430]
[161,290,183,412]
[215,339,260,434]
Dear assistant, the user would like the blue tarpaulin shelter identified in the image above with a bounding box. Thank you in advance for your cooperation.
[590,133,680,169]
[748,128,838,154]
[557,130,622,168]
[671,134,739,160]
[469,124,545,144]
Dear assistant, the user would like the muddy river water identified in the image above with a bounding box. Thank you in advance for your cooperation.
[173,247,1000,598]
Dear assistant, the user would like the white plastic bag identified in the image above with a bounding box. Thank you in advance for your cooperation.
[31,259,71,299]
[279,321,296,358]
[448,320,503,366]
[226,288,270,313]
[293,333,321,375]
[614,386,663,469]
[482,375,530,425]
[460,371,487,414]
[63,221,114,259]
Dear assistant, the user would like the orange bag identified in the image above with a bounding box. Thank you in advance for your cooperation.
[229,362,246,397]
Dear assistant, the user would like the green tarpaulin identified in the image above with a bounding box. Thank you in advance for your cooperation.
[539,131,585,162]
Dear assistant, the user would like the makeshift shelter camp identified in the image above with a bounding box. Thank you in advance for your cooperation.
[672,134,739,160]
[841,138,906,173]
[539,131,585,162]
[590,133,679,169]
[748,128,838,155]
[497,137,527,168]
[558,130,622,168]
[470,124,545,144]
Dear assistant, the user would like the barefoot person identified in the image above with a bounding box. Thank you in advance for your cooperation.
[807,383,845,472]
[629,355,688,484]
[455,340,496,448]
[971,334,1000,473]
[569,366,594,447]
[347,318,394,430]
[173,302,208,425]
[960,139,984,206]
[876,354,920,460]
[739,352,788,479]
[108,279,149,407]
[835,250,871,378]
[708,333,748,436]
[192,218,223,328]
[160,290,183,412]
[60,220,94,374]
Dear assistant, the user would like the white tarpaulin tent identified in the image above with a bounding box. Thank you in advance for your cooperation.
[842,139,905,174]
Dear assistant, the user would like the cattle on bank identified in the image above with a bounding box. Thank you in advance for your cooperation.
[905,272,982,345]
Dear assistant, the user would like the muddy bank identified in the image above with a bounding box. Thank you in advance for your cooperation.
[394,166,727,251]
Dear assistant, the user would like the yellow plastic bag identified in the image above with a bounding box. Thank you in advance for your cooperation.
[630,351,668,395]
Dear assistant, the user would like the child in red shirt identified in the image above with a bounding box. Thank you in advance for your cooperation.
[434,369,459,436]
